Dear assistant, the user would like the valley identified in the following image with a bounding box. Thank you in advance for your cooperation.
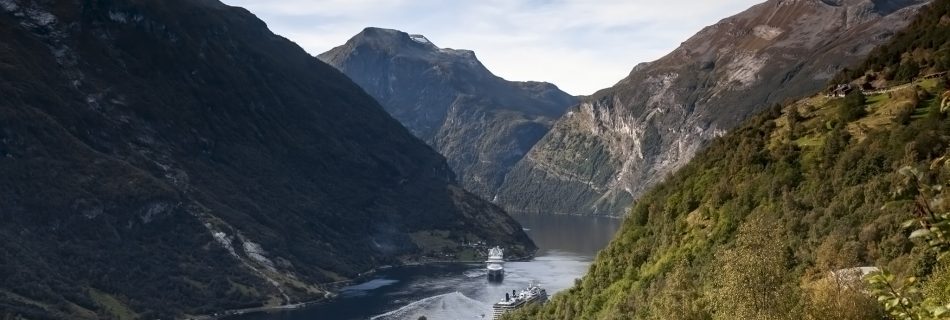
[229,213,621,320]
[2,0,949,319]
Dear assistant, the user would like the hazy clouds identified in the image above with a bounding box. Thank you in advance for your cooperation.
[222,0,764,95]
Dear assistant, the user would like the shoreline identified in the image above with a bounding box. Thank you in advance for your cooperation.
[189,299,327,320]
[508,210,625,220]
[198,253,536,319]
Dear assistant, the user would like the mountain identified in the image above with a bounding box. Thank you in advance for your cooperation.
[0,1,534,318]
[834,0,950,83]
[318,28,577,199]
[496,0,931,216]
[505,1,950,317]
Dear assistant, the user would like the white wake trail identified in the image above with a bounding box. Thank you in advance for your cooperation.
[370,291,491,320]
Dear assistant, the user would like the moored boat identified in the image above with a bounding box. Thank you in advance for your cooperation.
[491,282,547,320]
[486,246,505,281]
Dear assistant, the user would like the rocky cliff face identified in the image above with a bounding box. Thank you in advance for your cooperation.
[319,28,577,198]
[0,1,533,318]
[496,0,929,216]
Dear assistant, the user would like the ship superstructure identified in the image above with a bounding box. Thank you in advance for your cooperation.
[486,246,505,280]
[491,282,548,320]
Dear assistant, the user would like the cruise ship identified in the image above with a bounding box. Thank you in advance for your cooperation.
[486,246,504,281]
[491,282,548,320]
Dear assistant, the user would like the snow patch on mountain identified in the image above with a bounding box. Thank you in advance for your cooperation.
[409,34,430,44]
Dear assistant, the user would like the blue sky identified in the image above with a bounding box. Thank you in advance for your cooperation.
[222,0,765,95]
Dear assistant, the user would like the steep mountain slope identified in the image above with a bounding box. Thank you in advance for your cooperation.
[835,0,950,83]
[319,28,577,198]
[497,0,930,216]
[506,1,950,318]
[0,1,533,318]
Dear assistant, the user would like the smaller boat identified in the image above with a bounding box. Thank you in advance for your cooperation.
[491,282,548,320]
[486,246,505,281]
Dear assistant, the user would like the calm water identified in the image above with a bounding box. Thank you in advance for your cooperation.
[234,213,622,320]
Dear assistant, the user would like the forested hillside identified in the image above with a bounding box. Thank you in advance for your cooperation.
[507,0,950,317]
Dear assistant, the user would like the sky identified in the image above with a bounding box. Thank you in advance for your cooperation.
[221,0,765,96]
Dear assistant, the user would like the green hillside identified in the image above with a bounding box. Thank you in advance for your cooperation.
[507,1,950,318]
[510,70,950,320]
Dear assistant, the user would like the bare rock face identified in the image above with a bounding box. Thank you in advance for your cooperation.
[496,0,929,216]
[319,28,577,199]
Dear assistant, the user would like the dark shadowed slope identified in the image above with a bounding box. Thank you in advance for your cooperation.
[0,1,533,318]
[319,28,577,199]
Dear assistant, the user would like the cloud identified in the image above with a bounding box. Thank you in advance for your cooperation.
[222,0,765,95]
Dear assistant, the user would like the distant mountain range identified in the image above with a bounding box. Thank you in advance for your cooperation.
[319,28,577,200]
[0,1,533,318]
[496,0,930,215]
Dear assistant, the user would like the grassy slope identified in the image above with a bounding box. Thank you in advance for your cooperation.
[507,0,950,316]
[507,75,950,320]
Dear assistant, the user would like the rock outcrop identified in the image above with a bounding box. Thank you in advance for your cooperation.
[496,0,930,215]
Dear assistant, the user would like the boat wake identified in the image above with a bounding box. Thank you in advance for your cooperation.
[463,269,487,278]
[370,291,491,320]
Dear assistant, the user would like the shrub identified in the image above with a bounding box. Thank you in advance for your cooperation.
[838,90,868,122]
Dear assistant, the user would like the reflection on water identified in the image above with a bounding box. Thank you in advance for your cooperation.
[232,213,622,320]
[513,213,621,256]
[341,279,400,298]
